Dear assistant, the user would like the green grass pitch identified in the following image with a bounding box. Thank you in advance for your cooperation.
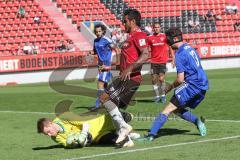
[0,68,240,160]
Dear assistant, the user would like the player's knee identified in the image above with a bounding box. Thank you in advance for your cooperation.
[152,74,159,84]
[159,73,165,82]
[98,81,105,89]
[162,103,178,115]
[161,110,170,116]
[99,93,110,104]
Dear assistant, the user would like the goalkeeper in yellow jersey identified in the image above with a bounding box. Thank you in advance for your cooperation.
[37,110,137,148]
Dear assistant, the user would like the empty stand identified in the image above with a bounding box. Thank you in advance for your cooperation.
[38,0,92,51]
[0,0,71,56]
[0,0,240,56]
[100,0,240,45]
[54,0,122,29]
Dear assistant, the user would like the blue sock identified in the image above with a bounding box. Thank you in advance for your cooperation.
[178,109,198,125]
[95,89,104,108]
[149,113,168,136]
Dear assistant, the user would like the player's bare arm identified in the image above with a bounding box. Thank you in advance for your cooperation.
[103,43,119,71]
[169,47,175,68]
[110,43,118,50]
[89,50,95,55]
[120,47,150,81]
[165,72,184,93]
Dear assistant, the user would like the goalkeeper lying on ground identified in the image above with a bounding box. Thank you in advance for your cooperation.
[37,109,138,148]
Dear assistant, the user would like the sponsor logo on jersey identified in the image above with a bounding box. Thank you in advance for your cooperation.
[139,39,146,46]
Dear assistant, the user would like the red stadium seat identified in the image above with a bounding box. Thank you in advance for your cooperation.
[0,0,239,55]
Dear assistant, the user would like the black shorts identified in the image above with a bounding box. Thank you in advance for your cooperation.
[106,77,140,109]
[151,63,167,75]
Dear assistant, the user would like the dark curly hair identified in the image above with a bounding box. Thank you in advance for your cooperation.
[94,24,107,35]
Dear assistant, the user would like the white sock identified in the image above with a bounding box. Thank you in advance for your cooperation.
[153,84,160,97]
[104,100,128,130]
[109,107,128,129]
[160,82,166,95]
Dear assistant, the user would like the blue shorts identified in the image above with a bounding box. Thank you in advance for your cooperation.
[170,83,206,109]
[98,71,112,83]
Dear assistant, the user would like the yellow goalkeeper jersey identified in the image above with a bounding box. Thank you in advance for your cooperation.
[51,111,115,147]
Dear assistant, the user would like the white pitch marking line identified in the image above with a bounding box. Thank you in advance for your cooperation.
[0,110,240,123]
[60,135,240,160]
[205,119,240,123]
[135,116,240,123]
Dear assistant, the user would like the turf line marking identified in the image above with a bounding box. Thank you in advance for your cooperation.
[136,116,240,123]
[60,135,240,160]
[206,119,240,123]
[1,110,240,123]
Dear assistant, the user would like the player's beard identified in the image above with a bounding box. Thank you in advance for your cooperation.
[154,29,160,34]
[125,25,131,33]
[171,44,178,50]
[96,34,102,38]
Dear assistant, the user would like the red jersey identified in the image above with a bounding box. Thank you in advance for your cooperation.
[148,33,169,64]
[120,29,148,82]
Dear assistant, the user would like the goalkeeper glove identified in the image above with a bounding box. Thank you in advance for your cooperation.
[66,133,79,146]
[77,123,90,147]
[77,131,88,147]
[66,132,88,148]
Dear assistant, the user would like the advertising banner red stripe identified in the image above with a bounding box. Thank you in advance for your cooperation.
[197,44,240,58]
[0,52,98,73]
[0,44,239,73]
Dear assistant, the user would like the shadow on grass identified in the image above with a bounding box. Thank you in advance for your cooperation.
[132,99,154,103]
[32,145,64,150]
[32,129,193,151]
[74,106,92,109]
[32,143,116,150]
[134,128,190,137]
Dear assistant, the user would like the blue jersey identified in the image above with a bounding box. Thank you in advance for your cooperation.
[94,36,113,66]
[175,43,209,92]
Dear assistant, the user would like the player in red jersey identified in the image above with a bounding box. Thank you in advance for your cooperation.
[148,22,175,103]
[99,9,150,146]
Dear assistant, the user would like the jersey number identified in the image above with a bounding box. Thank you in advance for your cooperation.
[190,50,200,67]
